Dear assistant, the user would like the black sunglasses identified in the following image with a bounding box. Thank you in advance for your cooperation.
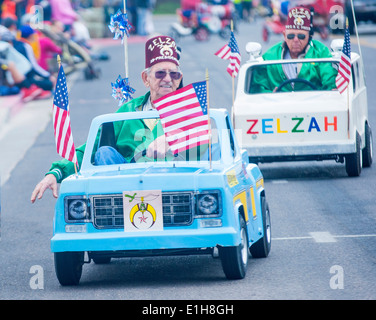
[286,33,306,40]
[154,70,182,80]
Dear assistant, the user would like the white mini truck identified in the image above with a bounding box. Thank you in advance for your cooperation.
[233,41,373,177]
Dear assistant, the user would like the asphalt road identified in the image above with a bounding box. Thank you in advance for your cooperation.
[1,15,376,300]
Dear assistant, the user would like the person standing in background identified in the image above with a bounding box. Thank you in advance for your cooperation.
[144,0,155,35]
[37,28,62,71]
[233,0,242,20]
[136,0,154,36]
[49,0,78,32]
[242,0,253,22]
[127,0,138,34]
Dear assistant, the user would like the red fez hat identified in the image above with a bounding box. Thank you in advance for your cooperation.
[145,36,179,68]
[286,7,311,31]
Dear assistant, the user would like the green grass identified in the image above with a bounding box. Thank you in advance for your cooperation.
[154,1,180,15]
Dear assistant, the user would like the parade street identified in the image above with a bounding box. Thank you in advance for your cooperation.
[1,15,376,300]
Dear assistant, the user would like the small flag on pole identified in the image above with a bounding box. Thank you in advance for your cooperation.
[153,81,210,155]
[336,27,351,94]
[215,31,241,77]
[52,65,78,165]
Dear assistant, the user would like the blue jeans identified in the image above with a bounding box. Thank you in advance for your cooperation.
[94,146,127,165]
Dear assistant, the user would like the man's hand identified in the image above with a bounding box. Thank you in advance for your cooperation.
[146,134,170,159]
[31,174,58,203]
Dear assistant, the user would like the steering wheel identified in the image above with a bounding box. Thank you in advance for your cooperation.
[130,149,185,163]
[275,78,318,92]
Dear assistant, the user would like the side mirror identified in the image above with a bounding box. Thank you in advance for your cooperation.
[245,42,262,60]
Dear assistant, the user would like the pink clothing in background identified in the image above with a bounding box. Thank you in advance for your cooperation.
[38,35,63,71]
[49,0,78,27]
[181,0,201,11]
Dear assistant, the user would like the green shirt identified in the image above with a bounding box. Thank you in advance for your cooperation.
[47,92,158,183]
[251,39,338,93]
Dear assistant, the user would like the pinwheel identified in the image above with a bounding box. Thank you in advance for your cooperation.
[111,75,135,105]
[108,9,132,42]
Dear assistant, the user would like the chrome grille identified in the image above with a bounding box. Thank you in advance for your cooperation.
[91,192,193,229]
[92,195,124,228]
[162,193,193,225]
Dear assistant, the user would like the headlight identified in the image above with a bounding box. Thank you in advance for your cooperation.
[65,197,90,221]
[196,191,221,216]
[198,194,218,214]
[69,200,87,219]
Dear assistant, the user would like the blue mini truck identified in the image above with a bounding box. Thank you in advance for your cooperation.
[51,109,271,285]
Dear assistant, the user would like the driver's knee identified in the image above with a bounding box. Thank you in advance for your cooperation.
[94,146,127,165]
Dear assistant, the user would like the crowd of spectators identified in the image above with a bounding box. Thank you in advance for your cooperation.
[0,0,156,101]
[0,0,81,101]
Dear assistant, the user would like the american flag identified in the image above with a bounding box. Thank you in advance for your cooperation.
[336,27,351,94]
[153,81,210,155]
[52,66,78,165]
[214,31,241,77]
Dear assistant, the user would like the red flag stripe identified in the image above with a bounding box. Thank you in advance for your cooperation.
[161,103,202,120]
[56,110,68,153]
[336,28,351,94]
[165,124,209,143]
[155,92,197,110]
[214,44,231,60]
[165,120,209,138]
[58,112,69,155]
[154,81,209,155]
[338,69,350,81]
[340,54,351,66]
[338,62,351,75]
[52,65,78,165]
[154,86,194,105]
[61,121,73,157]
[167,128,209,145]
[174,138,210,154]
[165,123,210,141]
[156,97,200,115]
[163,111,205,127]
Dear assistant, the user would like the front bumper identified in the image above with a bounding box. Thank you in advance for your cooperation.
[51,226,239,253]
[246,141,356,159]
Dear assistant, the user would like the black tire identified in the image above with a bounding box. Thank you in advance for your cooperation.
[219,215,248,280]
[250,196,271,258]
[362,123,373,168]
[346,132,362,177]
[92,256,112,264]
[54,252,84,286]
[194,26,209,41]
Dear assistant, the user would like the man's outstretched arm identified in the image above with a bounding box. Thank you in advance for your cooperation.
[31,174,58,203]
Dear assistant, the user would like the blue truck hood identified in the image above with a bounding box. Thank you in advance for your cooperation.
[60,165,227,195]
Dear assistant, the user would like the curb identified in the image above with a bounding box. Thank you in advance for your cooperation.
[0,94,25,136]
[0,95,52,187]
[0,71,80,187]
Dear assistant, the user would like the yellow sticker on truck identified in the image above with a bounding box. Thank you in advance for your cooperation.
[226,169,239,188]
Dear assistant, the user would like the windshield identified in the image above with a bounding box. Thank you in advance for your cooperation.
[245,60,340,94]
[91,117,221,165]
